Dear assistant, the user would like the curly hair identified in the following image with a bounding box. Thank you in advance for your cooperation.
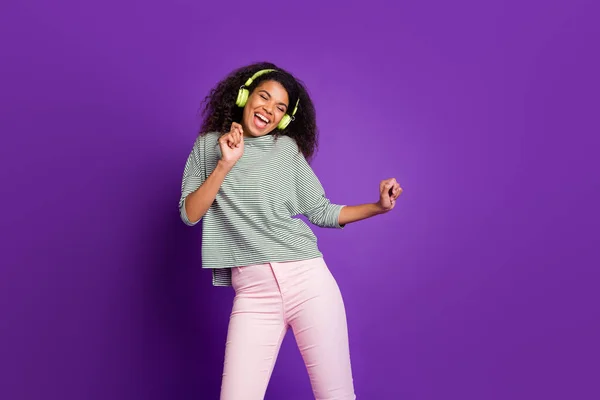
[198,62,319,160]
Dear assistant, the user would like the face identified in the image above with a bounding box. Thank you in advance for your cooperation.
[241,80,290,137]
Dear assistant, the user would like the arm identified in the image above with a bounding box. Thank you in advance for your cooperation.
[292,145,402,228]
[338,203,386,225]
[292,149,346,229]
[338,178,403,225]
[182,161,233,224]
[179,124,244,226]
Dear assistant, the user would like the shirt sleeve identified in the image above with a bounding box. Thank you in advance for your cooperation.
[292,148,345,229]
[179,135,206,226]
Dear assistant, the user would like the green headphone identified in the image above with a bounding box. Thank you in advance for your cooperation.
[235,69,299,130]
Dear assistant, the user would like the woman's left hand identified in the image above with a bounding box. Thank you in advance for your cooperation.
[377,178,403,212]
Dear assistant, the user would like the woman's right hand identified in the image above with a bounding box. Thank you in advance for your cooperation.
[218,122,245,168]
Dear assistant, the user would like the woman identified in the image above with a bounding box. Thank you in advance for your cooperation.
[179,62,402,400]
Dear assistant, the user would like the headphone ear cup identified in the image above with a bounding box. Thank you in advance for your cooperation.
[236,88,249,107]
[278,114,291,130]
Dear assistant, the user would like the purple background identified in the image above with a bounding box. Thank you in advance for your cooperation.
[1,0,599,399]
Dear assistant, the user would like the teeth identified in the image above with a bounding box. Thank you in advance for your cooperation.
[255,113,269,123]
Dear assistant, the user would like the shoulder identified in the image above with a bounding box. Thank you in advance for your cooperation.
[192,132,220,152]
[276,135,302,155]
[275,135,310,171]
[195,131,220,145]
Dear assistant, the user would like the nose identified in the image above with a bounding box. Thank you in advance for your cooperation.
[262,102,274,115]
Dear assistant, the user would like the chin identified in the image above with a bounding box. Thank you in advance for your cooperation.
[248,129,272,137]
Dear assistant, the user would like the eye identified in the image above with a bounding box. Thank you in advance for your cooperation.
[278,107,285,113]
[260,94,268,100]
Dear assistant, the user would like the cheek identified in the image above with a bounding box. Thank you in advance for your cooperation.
[243,104,254,118]
[275,110,285,122]
[248,94,263,107]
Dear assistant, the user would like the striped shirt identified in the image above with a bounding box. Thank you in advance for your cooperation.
[178,132,345,286]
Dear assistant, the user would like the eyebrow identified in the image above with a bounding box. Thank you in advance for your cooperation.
[258,90,288,110]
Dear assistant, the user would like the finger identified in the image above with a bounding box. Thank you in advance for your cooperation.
[226,133,235,148]
[219,134,229,147]
[384,186,393,199]
[389,187,397,199]
[382,184,390,197]
[394,187,403,200]
[235,123,243,136]
[229,123,239,144]
[382,178,396,189]
[384,186,393,200]
[236,128,243,147]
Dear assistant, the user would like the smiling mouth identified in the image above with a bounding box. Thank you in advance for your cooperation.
[255,113,270,123]
[253,112,270,129]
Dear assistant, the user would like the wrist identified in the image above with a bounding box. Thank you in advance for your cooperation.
[216,159,235,173]
[373,201,388,214]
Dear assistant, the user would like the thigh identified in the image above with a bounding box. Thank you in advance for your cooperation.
[288,260,356,400]
[220,266,288,400]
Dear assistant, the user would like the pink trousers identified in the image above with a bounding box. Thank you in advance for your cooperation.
[219,257,356,400]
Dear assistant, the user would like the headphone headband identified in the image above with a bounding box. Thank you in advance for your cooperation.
[242,69,277,87]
